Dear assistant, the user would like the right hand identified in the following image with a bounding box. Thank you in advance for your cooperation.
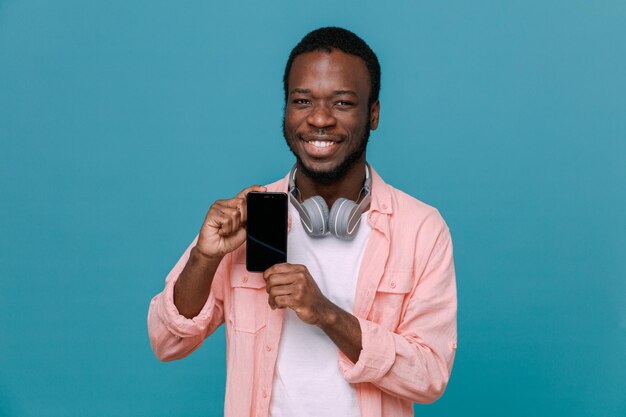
[195,185,267,259]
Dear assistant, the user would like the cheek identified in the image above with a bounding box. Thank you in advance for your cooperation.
[282,120,295,139]
[284,111,303,132]
[341,114,367,136]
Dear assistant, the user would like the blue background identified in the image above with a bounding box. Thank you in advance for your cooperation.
[1,1,624,416]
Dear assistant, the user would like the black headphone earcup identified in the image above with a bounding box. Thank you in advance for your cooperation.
[301,195,330,237]
[329,198,359,240]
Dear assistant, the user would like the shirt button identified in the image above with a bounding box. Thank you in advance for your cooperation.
[262,389,268,398]
[390,281,396,288]
[242,276,248,283]
[382,203,388,209]
[265,345,271,352]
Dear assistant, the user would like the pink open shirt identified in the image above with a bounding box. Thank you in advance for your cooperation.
[148,167,457,417]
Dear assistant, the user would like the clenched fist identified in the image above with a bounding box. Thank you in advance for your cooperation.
[195,185,266,259]
[263,263,333,326]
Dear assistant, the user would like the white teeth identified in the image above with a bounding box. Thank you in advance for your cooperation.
[309,140,335,148]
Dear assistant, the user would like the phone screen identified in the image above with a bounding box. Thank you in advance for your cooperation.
[246,192,288,272]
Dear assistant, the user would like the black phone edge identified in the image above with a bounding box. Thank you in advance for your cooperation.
[245,192,288,273]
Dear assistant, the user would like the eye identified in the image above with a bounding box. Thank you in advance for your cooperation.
[292,98,310,105]
[335,100,354,108]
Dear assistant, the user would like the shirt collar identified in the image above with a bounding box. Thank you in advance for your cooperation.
[368,166,393,215]
[267,164,393,215]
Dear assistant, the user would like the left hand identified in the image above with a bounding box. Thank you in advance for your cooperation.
[263,263,331,325]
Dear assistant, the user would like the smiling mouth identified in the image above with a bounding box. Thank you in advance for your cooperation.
[300,135,340,148]
[306,140,336,148]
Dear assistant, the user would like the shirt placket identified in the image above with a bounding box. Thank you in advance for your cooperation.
[256,307,285,417]
[351,209,391,417]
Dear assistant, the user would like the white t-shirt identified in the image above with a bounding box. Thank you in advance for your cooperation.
[269,202,372,417]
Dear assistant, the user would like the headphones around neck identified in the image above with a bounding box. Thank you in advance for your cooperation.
[288,163,372,240]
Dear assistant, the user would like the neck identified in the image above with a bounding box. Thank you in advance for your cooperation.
[295,158,367,208]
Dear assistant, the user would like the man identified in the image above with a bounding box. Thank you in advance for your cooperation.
[148,27,457,417]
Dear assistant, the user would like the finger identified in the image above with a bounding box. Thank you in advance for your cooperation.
[235,184,267,199]
[268,296,279,310]
[205,206,230,228]
[214,198,248,228]
[213,203,241,217]
[265,273,298,291]
[268,283,297,297]
[212,204,242,235]
[217,197,245,210]
[273,294,294,309]
[263,263,305,280]
[206,206,239,236]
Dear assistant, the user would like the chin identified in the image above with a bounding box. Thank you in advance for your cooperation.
[297,155,363,183]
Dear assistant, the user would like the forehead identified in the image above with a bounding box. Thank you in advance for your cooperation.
[287,49,370,95]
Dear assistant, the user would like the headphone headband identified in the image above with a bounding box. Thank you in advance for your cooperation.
[288,163,372,239]
[288,163,371,196]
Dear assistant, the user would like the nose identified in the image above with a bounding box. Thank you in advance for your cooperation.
[306,103,336,129]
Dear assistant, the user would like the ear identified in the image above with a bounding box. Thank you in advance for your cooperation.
[369,100,380,130]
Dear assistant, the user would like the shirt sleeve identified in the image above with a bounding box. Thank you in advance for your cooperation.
[338,226,457,404]
[147,236,228,362]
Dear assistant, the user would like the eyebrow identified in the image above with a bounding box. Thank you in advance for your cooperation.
[333,90,358,97]
[289,88,310,95]
[289,88,358,97]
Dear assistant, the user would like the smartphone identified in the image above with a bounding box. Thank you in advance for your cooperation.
[246,192,288,272]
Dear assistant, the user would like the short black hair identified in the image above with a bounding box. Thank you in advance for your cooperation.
[283,27,381,108]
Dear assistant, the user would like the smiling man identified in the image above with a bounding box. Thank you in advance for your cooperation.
[148,27,457,417]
